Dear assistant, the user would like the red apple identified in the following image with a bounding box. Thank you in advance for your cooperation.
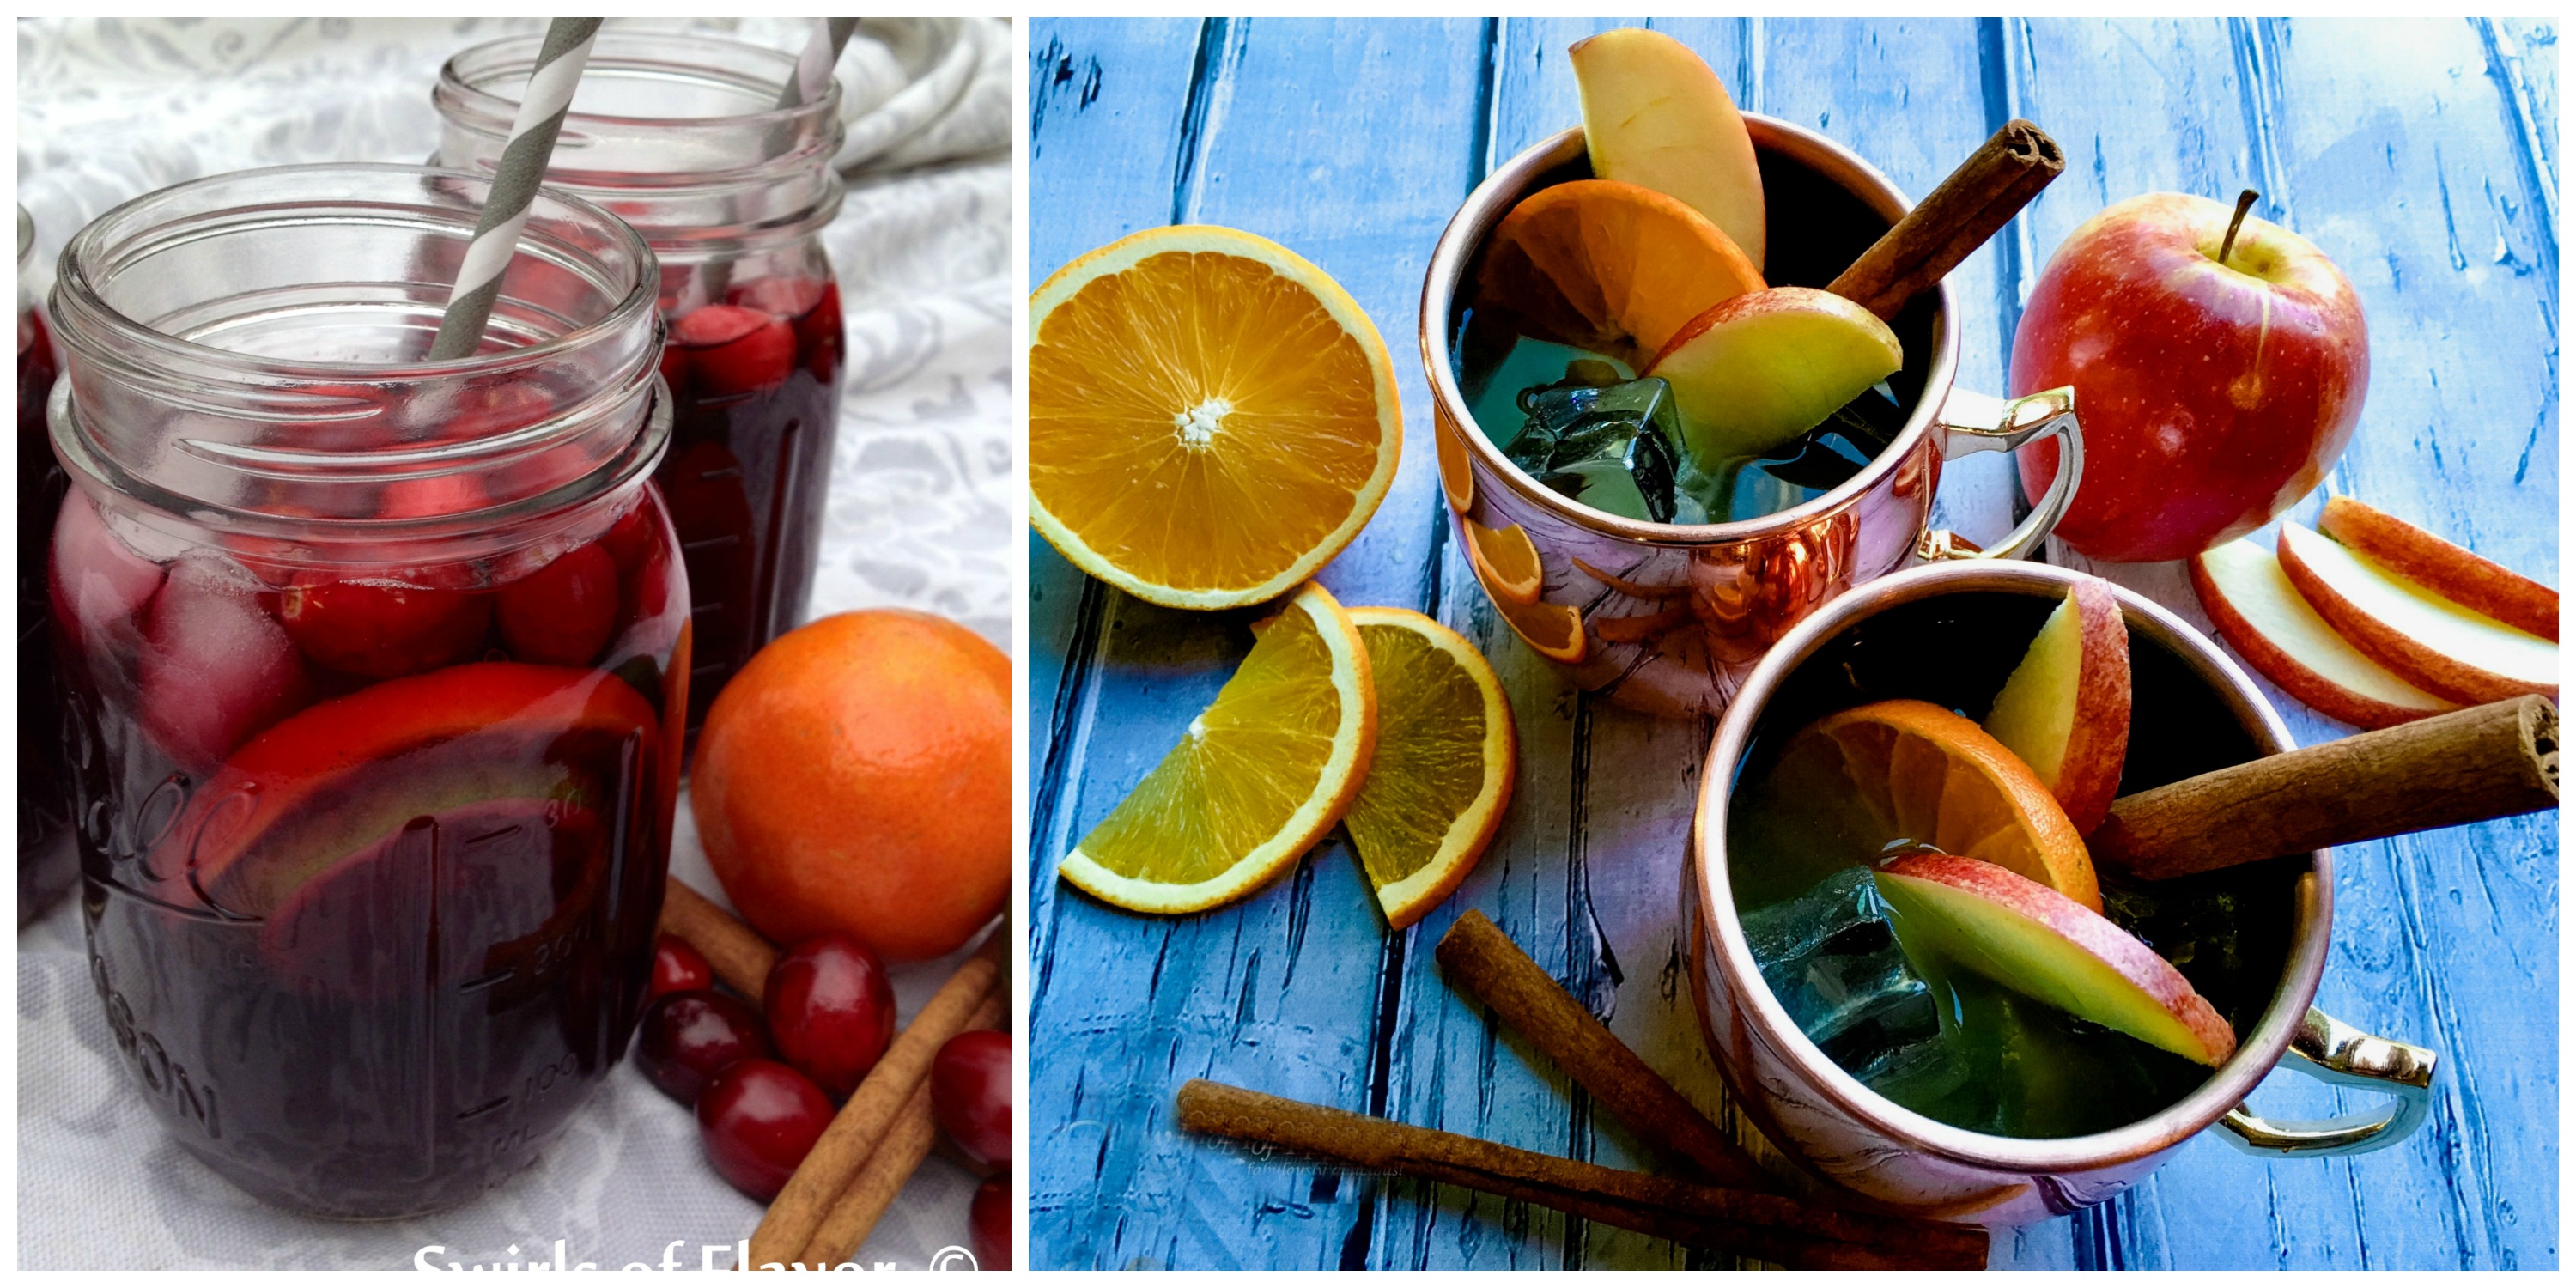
[2010,192,2368,563]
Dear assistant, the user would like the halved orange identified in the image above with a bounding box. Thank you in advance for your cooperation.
[1464,519,1543,605]
[1059,582,1376,914]
[1805,698,2099,910]
[1342,607,1516,929]
[1476,179,1765,367]
[1030,226,1402,610]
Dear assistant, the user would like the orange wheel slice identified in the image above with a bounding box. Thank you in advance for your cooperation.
[1807,698,2099,910]
[1343,607,1516,929]
[1477,179,1764,365]
[1464,519,1543,605]
[1030,226,1402,610]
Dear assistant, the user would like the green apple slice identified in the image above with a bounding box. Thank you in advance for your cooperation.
[1874,851,2237,1066]
[1645,286,1902,466]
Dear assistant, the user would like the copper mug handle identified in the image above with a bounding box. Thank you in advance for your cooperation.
[2216,1005,2438,1157]
[1918,386,2082,563]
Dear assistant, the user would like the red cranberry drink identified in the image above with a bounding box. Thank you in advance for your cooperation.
[47,167,683,1218]
[21,206,76,923]
[439,31,850,738]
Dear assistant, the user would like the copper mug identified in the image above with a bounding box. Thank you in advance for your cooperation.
[1686,560,2435,1226]
[1421,117,2083,719]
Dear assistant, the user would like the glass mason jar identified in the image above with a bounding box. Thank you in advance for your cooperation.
[47,166,686,1218]
[436,31,848,738]
[21,206,78,924]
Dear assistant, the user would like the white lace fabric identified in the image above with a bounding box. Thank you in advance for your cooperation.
[17,16,1013,1271]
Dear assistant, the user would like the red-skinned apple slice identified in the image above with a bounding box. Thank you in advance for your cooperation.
[1982,579,2130,835]
[2277,522,2557,703]
[1875,851,2237,1067]
[1570,28,1766,270]
[2318,495,2558,641]
[1646,287,1903,465]
[2190,538,2458,730]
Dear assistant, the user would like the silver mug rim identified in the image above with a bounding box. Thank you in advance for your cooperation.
[1692,559,2335,1175]
[1418,116,1963,544]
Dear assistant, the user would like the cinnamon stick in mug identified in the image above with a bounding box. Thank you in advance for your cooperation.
[2091,696,2557,879]
[1176,1080,1987,1270]
[1827,118,2063,319]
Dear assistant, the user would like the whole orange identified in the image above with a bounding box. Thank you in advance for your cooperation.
[695,610,1010,961]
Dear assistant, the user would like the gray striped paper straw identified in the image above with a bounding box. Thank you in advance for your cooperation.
[428,16,604,361]
[775,17,859,110]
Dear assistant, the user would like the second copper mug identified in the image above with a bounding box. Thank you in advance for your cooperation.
[1420,117,2084,718]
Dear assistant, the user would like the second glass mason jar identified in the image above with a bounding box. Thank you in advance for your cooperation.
[437,31,849,738]
[49,165,686,1218]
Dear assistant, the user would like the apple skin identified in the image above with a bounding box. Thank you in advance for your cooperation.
[2276,522,2557,703]
[1982,579,2130,835]
[1876,851,2237,1067]
[2319,495,2558,641]
[1648,286,1902,465]
[2190,538,2458,730]
[2011,192,2368,563]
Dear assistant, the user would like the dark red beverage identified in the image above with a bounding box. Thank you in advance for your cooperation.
[658,277,844,733]
[63,485,690,1217]
[21,234,77,924]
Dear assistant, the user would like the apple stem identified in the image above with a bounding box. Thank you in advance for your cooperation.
[2219,188,2259,266]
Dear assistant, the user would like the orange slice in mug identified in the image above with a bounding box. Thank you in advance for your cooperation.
[1806,698,2099,910]
[1478,179,1764,366]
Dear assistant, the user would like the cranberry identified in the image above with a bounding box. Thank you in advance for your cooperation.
[496,543,619,665]
[969,1175,1010,1271]
[696,1057,834,1203]
[763,933,898,1101]
[637,989,770,1105]
[139,556,313,769]
[648,933,714,1001]
[670,302,796,396]
[278,577,491,678]
[930,1030,1012,1170]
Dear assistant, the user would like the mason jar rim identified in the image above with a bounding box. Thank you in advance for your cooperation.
[51,162,659,380]
[439,28,841,132]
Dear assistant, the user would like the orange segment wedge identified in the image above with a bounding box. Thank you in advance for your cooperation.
[1464,519,1543,605]
[1030,226,1402,610]
[1060,582,1376,914]
[1477,179,1764,367]
[1807,698,2099,910]
[1343,607,1517,929]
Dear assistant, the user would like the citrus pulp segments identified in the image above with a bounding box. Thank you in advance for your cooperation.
[1028,225,1403,610]
[1059,581,1378,914]
[1813,699,2100,910]
[1342,607,1517,929]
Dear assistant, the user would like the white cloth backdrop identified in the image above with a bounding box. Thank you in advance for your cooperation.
[16,16,1013,1271]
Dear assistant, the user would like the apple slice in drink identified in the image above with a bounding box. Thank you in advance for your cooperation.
[1982,579,2130,835]
[1646,287,1903,465]
[2318,495,2558,641]
[2191,538,2458,729]
[1874,851,2237,1067]
[2277,522,2557,703]
[1570,27,1767,270]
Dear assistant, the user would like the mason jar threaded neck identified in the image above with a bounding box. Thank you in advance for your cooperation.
[434,31,848,259]
[47,163,667,559]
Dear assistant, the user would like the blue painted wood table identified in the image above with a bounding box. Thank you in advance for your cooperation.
[1026,17,2557,1271]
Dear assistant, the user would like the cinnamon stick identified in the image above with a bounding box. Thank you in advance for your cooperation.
[799,992,1009,1267]
[1436,910,1772,1192]
[1827,118,2063,319]
[2092,696,2557,880]
[1176,1080,1986,1271]
[659,875,777,1000]
[750,936,1005,1266]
